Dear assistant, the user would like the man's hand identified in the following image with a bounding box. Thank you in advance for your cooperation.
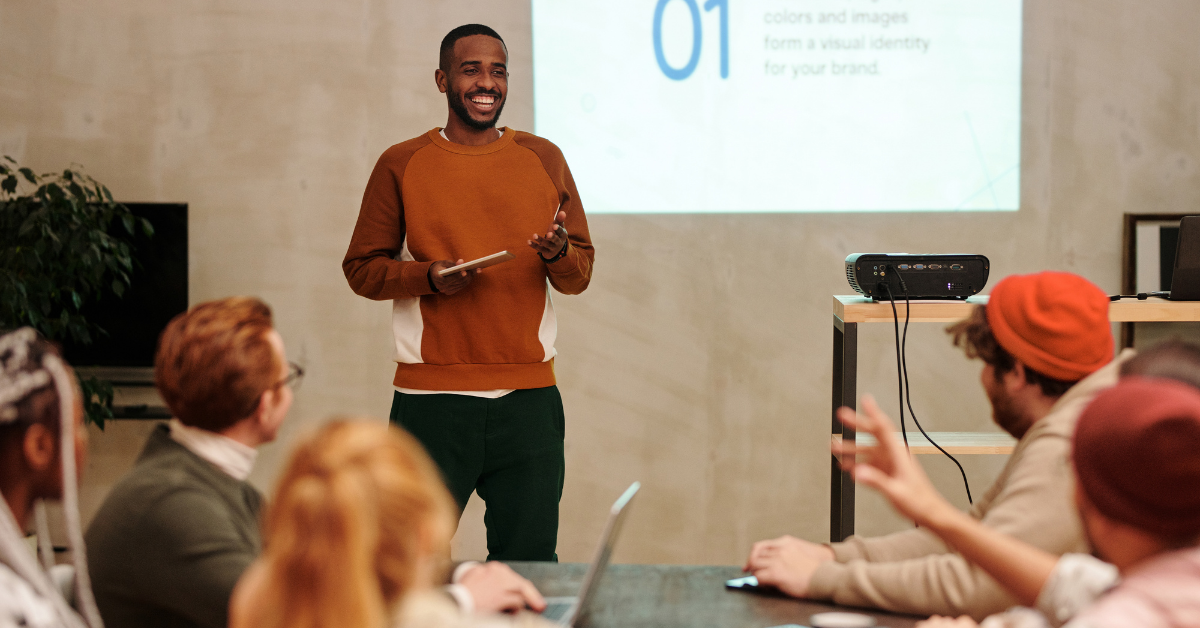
[742,535,834,598]
[831,394,954,528]
[916,616,980,628]
[458,561,547,614]
[428,259,480,296]
[528,210,568,260]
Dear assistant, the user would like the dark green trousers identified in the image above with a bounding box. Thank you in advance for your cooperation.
[389,386,565,561]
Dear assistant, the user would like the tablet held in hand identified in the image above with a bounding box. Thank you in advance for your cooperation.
[437,251,516,277]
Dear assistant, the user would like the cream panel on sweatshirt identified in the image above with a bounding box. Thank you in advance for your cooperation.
[391,248,559,399]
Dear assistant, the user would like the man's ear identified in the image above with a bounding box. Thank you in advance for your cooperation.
[249,388,274,428]
[434,68,448,94]
[1005,361,1031,393]
[23,423,56,472]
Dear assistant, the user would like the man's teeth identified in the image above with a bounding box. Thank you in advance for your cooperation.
[471,95,495,105]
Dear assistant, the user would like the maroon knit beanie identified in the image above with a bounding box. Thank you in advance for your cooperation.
[1074,377,1200,539]
[986,272,1113,381]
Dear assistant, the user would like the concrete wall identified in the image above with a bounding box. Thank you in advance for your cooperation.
[3,0,1199,565]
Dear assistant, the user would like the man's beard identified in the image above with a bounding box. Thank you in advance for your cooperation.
[447,85,505,131]
[988,385,1028,439]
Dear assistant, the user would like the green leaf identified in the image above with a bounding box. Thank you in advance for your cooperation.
[3,155,15,163]
[140,217,155,237]
[18,168,36,184]
[121,214,134,235]
[1,176,15,194]
[111,279,124,297]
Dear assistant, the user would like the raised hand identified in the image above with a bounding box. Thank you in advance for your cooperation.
[830,395,952,527]
[428,259,480,296]
[528,210,568,260]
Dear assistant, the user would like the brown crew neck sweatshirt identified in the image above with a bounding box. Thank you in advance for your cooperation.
[343,128,594,391]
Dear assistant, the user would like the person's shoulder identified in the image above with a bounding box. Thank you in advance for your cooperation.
[511,130,565,157]
[377,133,438,165]
[90,433,241,532]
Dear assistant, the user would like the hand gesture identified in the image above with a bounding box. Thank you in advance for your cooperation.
[830,395,952,527]
[428,259,480,296]
[742,535,834,598]
[528,210,568,260]
[458,561,546,614]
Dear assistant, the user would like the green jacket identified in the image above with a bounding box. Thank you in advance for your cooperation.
[85,424,263,628]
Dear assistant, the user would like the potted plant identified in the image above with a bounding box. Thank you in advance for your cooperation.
[0,156,153,427]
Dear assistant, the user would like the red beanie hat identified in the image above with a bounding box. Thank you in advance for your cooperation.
[986,272,1113,381]
[1074,377,1200,539]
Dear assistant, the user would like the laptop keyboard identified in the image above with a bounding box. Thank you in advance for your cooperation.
[541,598,576,622]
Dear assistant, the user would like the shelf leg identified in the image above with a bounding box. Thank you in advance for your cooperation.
[831,317,857,542]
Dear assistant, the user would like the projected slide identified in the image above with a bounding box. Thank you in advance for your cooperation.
[532,0,1022,213]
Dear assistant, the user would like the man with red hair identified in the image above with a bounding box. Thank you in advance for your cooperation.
[745,272,1126,620]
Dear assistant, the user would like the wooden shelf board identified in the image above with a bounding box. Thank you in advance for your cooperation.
[833,431,1016,455]
[834,295,987,324]
[836,295,1200,325]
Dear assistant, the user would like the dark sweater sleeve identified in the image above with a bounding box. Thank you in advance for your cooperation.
[128,489,258,628]
[342,139,438,300]
[515,134,595,295]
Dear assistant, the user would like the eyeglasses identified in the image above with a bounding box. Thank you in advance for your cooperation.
[277,362,305,390]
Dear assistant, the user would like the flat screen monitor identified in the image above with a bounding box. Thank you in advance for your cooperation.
[62,203,187,371]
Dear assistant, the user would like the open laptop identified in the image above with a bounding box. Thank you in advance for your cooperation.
[1167,216,1200,300]
[540,482,640,626]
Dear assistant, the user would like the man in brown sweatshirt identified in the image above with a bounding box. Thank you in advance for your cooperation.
[744,272,1122,620]
[343,24,594,561]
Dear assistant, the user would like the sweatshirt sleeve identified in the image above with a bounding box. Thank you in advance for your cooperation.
[342,141,438,300]
[831,527,950,563]
[516,134,595,295]
[807,434,1085,620]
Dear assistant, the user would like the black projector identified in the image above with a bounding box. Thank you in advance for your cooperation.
[846,254,990,300]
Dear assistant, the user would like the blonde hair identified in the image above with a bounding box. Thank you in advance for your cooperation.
[257,419,457,628]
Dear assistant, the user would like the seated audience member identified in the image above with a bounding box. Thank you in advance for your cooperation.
[1119,337,1200,387]
[0,328,102,628]
[230,419,553,628]
[86,297,294,628]
[745,272,1126,619]
[86,297,543,628]
[836,377,1200,628]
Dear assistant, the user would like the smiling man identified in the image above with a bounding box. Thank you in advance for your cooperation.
[343,24,594,561]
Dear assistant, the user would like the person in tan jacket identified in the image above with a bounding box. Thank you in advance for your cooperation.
[743,271,1122,620]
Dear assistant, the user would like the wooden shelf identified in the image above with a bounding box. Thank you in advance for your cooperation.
[836,295,1200,325]
[835,431,1016,455]
[835,295,988,324]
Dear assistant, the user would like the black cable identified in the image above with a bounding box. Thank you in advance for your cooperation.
[880,283,910,451]
[885,266,974,505]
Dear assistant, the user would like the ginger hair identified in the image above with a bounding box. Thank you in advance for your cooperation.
[155,297,280,431]
[256,419,457,628]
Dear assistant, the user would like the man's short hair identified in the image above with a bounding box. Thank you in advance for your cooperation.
[1120,339,1200,390]
[439,24,506,73]
[947,306,1076,397]
[155,297,280,432]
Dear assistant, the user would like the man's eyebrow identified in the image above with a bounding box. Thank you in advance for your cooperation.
[458,60,506,70]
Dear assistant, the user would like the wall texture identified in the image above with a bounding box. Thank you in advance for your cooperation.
[3,0,1199,565]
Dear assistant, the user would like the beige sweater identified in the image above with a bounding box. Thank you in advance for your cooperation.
[807,353,1130,620]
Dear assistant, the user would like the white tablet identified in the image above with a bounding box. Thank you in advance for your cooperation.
[436,251,516,277]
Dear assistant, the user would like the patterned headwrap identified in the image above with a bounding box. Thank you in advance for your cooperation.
[0,328,103,628]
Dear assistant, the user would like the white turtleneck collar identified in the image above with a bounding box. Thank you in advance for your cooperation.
[168,419,258,481]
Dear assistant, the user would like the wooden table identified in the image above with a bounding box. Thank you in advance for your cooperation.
[830,295,1200,542]
[507,562,922,628]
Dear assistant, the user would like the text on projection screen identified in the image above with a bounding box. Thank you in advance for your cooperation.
[532,0,1022,213]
